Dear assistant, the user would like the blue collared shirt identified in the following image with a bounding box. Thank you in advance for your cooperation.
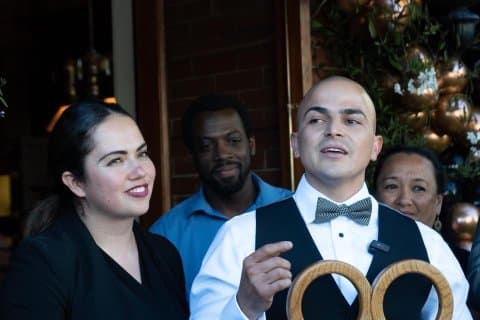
[149,173,292,298]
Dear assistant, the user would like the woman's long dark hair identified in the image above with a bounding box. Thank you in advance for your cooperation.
[24,101,131,236]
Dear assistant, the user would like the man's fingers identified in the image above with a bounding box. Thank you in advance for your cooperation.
[247,241,293,263]
[263,267,292,285]
[236,242,294,319]
[244,261,292,291]
[257,277,293,298]
[244,255,291,277]
[243,242,293,278]
[268,278,292,293]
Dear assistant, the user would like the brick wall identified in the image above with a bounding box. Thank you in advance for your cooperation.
[164,0,284,205]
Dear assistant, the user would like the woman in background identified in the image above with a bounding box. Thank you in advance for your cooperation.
[0,101,189,319]
[373,145,469,273]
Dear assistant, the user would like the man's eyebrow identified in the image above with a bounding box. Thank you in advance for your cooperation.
[303,106,328,118]
[303,106,367,118]
[199,129,243,139]
[341,108,367,118]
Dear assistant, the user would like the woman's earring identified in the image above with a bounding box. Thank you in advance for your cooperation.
[433,215,442,232]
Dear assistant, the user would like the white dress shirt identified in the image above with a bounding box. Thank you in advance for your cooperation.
[190,175,472,320]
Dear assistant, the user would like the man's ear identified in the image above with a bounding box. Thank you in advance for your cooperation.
[61,171,86,198]
[370,135,383,161]
[249,136,256,156]
[291,132,300,158]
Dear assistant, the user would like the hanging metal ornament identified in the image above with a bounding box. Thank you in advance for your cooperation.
[436,57,469,95]
[370,0,422,35]
[399,110,430,131]
[394,45,439,111]
[450,202,480,251]
[423,128,452,153]
[433,93,473,136]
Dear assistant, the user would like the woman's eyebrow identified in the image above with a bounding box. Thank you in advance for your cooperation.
[97,143,147,163]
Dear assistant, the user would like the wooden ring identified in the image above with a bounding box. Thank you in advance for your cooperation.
[286,260,372,320]
[371,259,453,320]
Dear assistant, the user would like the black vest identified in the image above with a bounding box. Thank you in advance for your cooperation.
[255,198,431,320]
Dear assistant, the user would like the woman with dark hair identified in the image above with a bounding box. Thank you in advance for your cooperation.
[373,145,469,273]
[373,145,445,230]
[0,101,189,319]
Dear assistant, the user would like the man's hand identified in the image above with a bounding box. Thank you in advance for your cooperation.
[236,241,293,319]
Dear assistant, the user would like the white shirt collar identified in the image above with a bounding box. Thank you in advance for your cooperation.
[293,174,377,224]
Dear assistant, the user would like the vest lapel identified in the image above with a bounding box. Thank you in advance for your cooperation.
[256,200,432,320]
[256,198,352,319]
[352,205,431,320]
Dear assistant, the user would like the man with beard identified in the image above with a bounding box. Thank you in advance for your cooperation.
[149,93,292,299]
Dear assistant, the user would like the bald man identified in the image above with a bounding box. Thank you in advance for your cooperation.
[190,76,471,319]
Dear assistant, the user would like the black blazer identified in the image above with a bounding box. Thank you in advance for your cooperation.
[0,213,189,320]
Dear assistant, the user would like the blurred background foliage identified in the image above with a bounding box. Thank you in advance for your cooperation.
[310,0,480,203]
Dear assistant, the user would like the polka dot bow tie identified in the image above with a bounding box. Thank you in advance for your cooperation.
[314,197,372,226]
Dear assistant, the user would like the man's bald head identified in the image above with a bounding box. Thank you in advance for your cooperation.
[297,76,377,132]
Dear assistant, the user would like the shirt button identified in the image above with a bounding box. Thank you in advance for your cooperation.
[339,232,344,238]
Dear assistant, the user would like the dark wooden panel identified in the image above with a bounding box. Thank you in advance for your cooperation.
[133,0,171,229]
[274,0,312,190]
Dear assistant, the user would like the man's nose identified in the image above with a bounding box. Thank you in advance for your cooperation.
[325,119,343,137]
[213,140,233,160]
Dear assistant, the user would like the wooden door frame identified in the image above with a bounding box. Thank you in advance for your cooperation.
[275,0,312,189]
[132,0,170,229]
[131,0,313,227]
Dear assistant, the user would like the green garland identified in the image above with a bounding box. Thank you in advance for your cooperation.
[311,0,479,192]
[312,0,439,144]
